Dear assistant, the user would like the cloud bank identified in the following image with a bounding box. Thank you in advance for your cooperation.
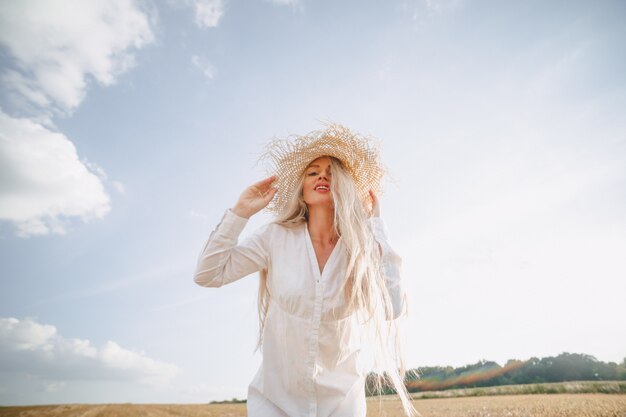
[0,317,181,389]
[0,111,111,237]
[0,0,155,237]
[0,0,155,116]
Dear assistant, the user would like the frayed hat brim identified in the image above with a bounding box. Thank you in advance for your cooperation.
[257,122,387,216]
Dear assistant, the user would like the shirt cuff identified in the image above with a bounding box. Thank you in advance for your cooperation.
[217,208,249,237]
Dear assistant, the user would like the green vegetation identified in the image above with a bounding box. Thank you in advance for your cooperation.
[366,352,626,396]
[208,397,247,404]
[411,381,626,399]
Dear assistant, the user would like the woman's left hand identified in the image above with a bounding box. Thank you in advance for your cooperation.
[368,189,380,218]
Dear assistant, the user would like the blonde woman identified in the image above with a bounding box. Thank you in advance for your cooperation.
[194,123,417,417]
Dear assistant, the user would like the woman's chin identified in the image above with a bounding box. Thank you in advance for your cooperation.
[305,199,334,210]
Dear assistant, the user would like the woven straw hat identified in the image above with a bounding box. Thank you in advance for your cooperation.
[257,122,387,216]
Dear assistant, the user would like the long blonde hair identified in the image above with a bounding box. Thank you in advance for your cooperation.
[254,156,418,417]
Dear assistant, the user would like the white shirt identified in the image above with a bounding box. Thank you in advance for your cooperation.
[194,208,406,417]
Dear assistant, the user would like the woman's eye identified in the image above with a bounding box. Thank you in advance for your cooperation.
[308,172,317,176]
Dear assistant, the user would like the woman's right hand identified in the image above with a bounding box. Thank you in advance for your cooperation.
[231,175,278,219]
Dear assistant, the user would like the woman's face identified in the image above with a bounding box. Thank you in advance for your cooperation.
[302,156,333,209]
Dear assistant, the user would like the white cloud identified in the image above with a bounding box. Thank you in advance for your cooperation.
[0,317,56,351]
[167,0,234,28]
[0,0,155,116]
[0,317,181,388]
[180,0,225,29]
[0,110,111,237]
[265,0,298,5]
[191,55,216,80]
[0,2,146,237]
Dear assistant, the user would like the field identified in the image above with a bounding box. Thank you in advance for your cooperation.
[371,394,626,416]
[2,382,625,417]
[2,394,625,417]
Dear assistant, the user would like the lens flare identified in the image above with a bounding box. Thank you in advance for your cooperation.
[407,360,527,391]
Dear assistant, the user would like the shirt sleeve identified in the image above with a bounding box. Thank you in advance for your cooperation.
[369,216,407,320]
[194,208,271,288]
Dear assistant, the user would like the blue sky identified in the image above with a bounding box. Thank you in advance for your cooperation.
[1,0,625,406]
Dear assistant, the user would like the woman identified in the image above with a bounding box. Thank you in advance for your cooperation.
[194,123,417,417]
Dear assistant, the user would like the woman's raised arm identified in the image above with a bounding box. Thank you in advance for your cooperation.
[231,175,277,219]
[193,175,277,287]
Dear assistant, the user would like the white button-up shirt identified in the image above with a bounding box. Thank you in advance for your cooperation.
[194,208,406,417]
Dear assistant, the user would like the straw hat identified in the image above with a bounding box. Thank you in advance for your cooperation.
[257,122,387,216]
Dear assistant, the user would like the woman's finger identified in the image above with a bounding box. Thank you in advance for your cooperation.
[249,176,277,197]
[265,187,278,202]
[369,189,380,217]
[369,189,378,203]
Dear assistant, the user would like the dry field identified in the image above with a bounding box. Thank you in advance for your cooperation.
[1,394,625,417]
[370,393,626,417]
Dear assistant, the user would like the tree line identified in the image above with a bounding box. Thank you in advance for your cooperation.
[366,352,626,395]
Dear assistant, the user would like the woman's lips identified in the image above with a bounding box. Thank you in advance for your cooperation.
[314,184,330,192]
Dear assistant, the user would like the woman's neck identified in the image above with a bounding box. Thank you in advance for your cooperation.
[307,205,339,244]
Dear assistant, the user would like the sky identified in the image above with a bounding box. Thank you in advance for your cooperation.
[0,0,625,406]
